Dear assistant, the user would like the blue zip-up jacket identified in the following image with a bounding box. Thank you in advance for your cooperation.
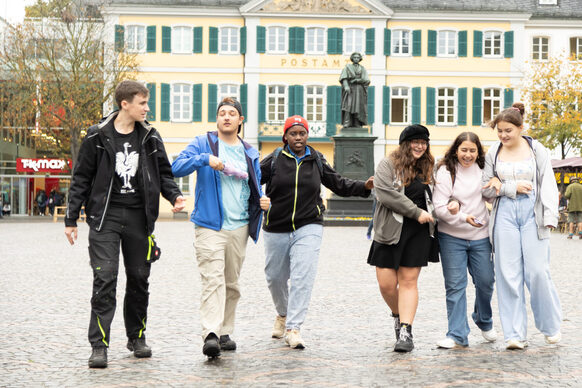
[171,131,263,242]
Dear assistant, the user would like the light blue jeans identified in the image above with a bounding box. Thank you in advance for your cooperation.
[439,232,494,346]
[263,223,323,330]
[494,193,562,341]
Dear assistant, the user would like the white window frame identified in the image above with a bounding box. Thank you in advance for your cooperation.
[483,30,503,58]
[266,84,287,123]
[171,25,193,54]
[343,27,365,56]
[125,24,146,53]
[437,30,457,58]
[436,86,457,126]
[532,36,549,61]
[171,82,192,122]
[392,29,411,56]
[570,36,582,61]
[170,155,192,195]
[305,26,326,55]
[304,84,326,123]
[266,25,287,54]
[217,83,239,104]
[482,86,503,125]
[219,26,239,54]
[390,86,411,125]
[538,0,557,4]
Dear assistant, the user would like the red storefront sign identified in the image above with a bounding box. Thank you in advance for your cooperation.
[16,158,72,173]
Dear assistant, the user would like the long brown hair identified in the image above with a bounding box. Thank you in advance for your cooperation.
[437,132,485,183]
[390,141,434,186]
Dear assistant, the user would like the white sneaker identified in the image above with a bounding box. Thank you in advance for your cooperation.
[545,332,561,344]
[481,328,497,342]
[284,329,305,349]
[506,339,528,350]
[436,337,462,349]
[271,315,286,339]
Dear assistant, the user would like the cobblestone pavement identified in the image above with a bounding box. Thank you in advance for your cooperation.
[0,220,580,387]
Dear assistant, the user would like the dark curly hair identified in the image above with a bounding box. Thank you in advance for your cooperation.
[390,141,434,186]
[437,132,485,183]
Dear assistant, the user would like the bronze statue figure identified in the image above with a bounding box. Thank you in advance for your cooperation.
[339,52,370,128]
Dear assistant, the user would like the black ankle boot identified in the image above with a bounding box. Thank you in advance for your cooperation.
[88,347,107,368]
[203,333,221,358]
[391,313,400,340]
[127,337,152,358]
[394,323,414,352]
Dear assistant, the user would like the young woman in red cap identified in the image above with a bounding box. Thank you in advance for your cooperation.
[259,115,373,349]
[368,124,438,352]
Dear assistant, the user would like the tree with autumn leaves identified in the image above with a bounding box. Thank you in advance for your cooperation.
[521,54,582,159]
[0,0,138,164]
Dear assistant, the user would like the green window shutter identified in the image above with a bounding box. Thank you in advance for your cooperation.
[146,83,156,121]
[162,26,171,53]
[367,86,375,124]
[240,26,247,54]
[384,28,391,56]
[504,31,514,58]
[411,87,421,125]
[365,28,375,55]
[209,27,218,54]
[333,86,341,127]
[382,86,390,124]
[458,31,467,57]
[296,27,305,54]
[257,26,266,53]
[326,86,340,136]
[504,88,514,108]
[458,87,467,126]
[336,28,343,55]
[295,85,304,116]
[258,84,266,123]
[115,24,124,52]
[427,30,437,57]
[472,88,482,126]
[192,84,202,122]
[288,85,295,116]
[473,30,482,57]
[193,26,203,53]
[146,26,156,53]
[208,84,217,122]
[426,87,435,125]
[161,83,170,122]
[412,30,421,57]
[240,84,248,122]
[327,28,337,54]
[289,27,296,54]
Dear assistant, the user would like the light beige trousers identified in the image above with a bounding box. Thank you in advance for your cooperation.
[194,225,249,340]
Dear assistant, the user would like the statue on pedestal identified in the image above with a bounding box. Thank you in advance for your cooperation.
[339,52,370,128]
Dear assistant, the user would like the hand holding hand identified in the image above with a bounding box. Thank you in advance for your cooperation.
[65,226,77,245]
[209,155,224,171]
[364,176,374,190]
[483,177,502,195]
[418,210,434,224]
[447,200,460,215]
[172,196,186,213]
[260,195,271,211]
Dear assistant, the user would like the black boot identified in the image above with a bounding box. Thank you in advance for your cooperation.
[219,335,237,351]
[391,313,401,340]
[88,347,107,368]
[394,323,414,352]
[127,337,152,358]
[203,333,221,358]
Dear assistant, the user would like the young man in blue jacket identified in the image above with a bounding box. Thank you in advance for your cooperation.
[172,97,266,358]
[65,80,186,368]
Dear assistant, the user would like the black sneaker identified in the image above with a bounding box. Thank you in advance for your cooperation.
[203,333,221,358]
[394,324,414,352]
[88,347,107,368]
[219,335,237,351]
[392,313,401,340]
[127,337,152,358]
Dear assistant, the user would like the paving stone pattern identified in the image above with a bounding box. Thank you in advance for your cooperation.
[0,221,580,387]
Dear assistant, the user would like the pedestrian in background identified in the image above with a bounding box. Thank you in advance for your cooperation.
[36,190,47,215]
[260,115,373,349]
[65,80,185,368]
[368,124,438,353]
[172,97,265,359]
[482,102,562,350]
[433,132,496,349]
[565,176,582,239]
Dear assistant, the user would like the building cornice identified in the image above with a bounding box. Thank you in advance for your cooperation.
[391,11,531,22]
[525,19,582,28]
[102,6,241,17]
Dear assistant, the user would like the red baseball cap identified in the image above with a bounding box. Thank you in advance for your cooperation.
[282,115,309,143]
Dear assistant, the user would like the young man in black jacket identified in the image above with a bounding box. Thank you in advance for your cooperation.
[64,80,186,368]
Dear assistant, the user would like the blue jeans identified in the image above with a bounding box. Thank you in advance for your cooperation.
[494,194,562,341]
[263,224,323,330]
[438,232,494,346]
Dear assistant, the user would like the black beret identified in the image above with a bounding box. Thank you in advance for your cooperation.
[399,124,430,145]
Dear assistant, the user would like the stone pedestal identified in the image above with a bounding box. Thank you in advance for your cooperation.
[325,127,377,217]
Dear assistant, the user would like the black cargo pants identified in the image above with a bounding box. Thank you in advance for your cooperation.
[87,206,151,348]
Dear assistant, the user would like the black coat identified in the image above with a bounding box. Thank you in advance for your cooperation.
[65,111,182,234]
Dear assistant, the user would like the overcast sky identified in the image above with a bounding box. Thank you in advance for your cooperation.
[0,0,36,23]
